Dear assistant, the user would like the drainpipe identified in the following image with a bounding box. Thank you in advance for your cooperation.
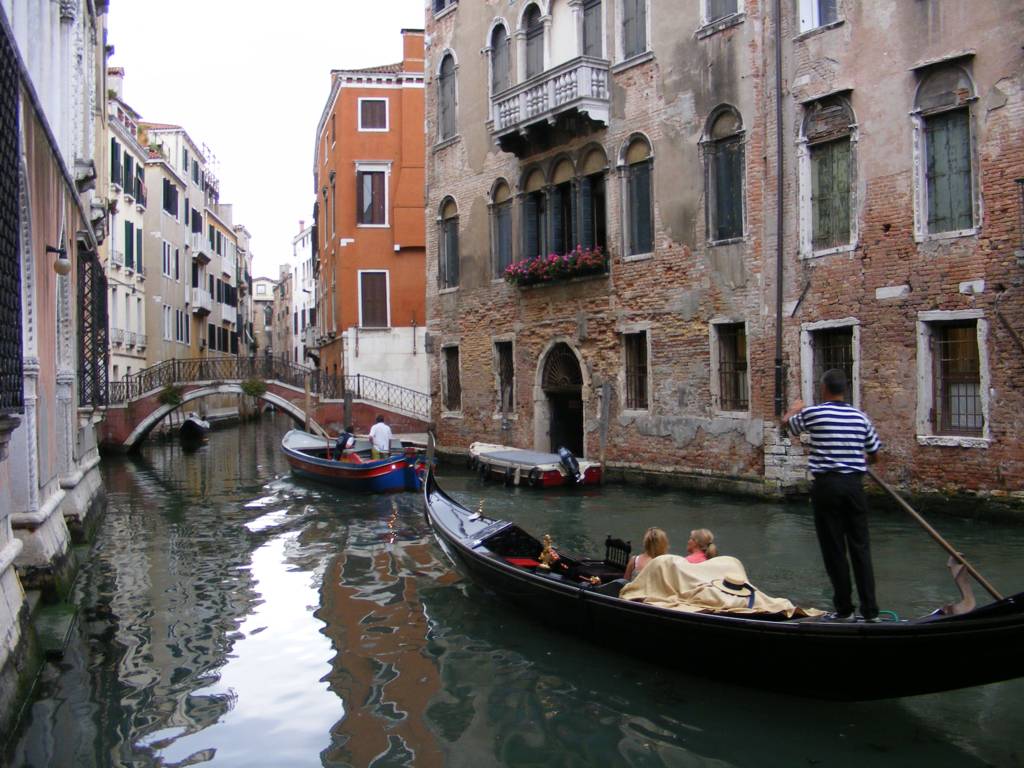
[773,0,786,417]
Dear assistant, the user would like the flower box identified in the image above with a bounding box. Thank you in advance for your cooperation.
[504,246,608,287]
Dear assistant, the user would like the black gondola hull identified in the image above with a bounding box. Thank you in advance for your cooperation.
[424,465,1024,700]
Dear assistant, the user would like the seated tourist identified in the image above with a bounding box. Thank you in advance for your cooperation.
[686,528,718,563]
[624,527,669,580]
[334,425,356,459]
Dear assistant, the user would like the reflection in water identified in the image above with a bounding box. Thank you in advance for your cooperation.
[6,414,1023,767]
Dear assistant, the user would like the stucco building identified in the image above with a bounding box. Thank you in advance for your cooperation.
[312,29,428,394]
[424,0,1024,505]
[104,68,148,382]
[252,275,276,356]
[289,222,316,366]
[0,0,109,732]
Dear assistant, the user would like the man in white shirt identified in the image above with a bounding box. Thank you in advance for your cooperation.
[368,415,392,459]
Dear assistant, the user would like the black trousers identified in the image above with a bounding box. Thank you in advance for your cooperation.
[811,472,878,618]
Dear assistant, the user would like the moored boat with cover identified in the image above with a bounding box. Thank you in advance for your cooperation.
[423,442,1024,700]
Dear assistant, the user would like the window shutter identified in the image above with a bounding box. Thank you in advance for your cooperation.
[714,138,744,240]
[360,272,388,327]
[524,195,539,258]
[927,110,972,233]
[629,161,652,254]
[496,203,512,275]
[550,186,563,254]
[492,32,509,93]
[136,230,142,269]
[583,1,601,57]
[444,219,460,287]
[371,172,385,224]
[831,140,851,244]
[579,176,594,249]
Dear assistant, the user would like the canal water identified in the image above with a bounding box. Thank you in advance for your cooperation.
[7,414,1023,767]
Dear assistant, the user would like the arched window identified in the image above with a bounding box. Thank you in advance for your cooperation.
[623,137,653,256]
[491,181,514,277]
[438,55,457,141]
[491,25,510,94]
[521,169,547,258]
[915,65,976,235]
[802,95,854,252]
[439,198,459,289]
[578,147,608,251]
[703,106,744,242]
[524,4,544,79]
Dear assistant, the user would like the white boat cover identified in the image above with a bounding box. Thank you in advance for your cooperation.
[469,442,600,473]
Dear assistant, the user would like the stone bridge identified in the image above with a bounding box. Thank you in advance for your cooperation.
[98,356,431,451]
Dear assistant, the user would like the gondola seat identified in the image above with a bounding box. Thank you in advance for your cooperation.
[571,536,632,583]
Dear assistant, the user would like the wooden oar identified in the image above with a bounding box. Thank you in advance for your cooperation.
[867,468,1003,601]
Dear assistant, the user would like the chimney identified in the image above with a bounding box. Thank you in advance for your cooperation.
[107,67,125,100]
[401,28,425,74]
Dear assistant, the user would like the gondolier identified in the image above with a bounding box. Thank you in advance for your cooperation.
[784,369,881,622]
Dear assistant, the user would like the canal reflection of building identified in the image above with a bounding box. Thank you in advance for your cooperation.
[318,517,454,767]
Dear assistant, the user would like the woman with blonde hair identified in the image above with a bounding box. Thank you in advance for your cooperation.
[686,528,718,563]
[624,527,669,580]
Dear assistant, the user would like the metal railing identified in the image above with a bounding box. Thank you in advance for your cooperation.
[105,356,431,419]
[344,373,430,419]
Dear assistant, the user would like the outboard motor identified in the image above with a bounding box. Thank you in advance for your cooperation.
[557,446,584,484]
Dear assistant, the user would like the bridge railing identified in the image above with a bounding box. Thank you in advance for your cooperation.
[344,373,430,420]
[106,357,431,420]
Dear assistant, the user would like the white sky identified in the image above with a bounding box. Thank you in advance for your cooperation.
[108,0,426,279]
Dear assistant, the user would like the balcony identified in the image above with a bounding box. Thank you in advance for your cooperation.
[136,333,147,349]
[191,287,212,315]
[136,182,147,211]
[190,232,211,264]
[221,252,236,277]
[110,249,123,269]
[125,330,137,347]
[490,56,610,156]
[221,304,237,325]
[111,327,124,345]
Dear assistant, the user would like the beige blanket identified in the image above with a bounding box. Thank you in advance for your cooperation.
[618,555,825,618]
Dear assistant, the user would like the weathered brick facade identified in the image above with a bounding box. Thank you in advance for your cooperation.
[425,0,1024,507]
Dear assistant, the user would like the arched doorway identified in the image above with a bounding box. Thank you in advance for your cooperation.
[540,343,584,457]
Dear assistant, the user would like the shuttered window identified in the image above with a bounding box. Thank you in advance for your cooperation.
[578,171,607,251]
[622,0,646,59]
[443,346,461,412]
[110,138,122,186]
[583,0,602,57]
[523,190,547,258]
[136,230,142,271]
[628,159,653,255]
[491,28,510,94]
[359,99,388,131]
[162,178,178,217]
[706,109,744,242]
[494,200,513,276]
[495,341,514,413]
[124,221,134,269]
[360,272,389,328]
[926,109,973,234]
[441,216,459,289]
[525,6,544,78]
[439,56,457,140]
[624,332,648,410]
[706,0,737,23]
[356,171,386,225]
[551,181,574,255]
[810,139,851,250]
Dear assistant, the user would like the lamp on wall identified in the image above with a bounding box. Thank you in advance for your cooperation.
[47,244,72,276]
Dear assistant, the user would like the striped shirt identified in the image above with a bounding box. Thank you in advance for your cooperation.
[788,401,881,475]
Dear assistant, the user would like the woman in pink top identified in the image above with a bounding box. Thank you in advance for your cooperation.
[686,528,718,563]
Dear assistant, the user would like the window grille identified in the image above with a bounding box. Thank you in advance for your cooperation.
[933,322,983,436]
[77,252,108,407]
[811,327,854,404]
[0,25,23,414]
[624,332,648,410]
[443,346,461,411]
[717,323,748,411]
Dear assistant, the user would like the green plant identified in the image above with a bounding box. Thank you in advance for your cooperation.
[157,384,184,407]
[241,378,267,398]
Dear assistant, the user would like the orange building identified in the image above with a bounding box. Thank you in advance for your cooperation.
[312,29,427,395]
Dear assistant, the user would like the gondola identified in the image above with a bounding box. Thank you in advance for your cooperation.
[281,429,424,493]
[179,412,210,445]
[422,449,1024,700]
